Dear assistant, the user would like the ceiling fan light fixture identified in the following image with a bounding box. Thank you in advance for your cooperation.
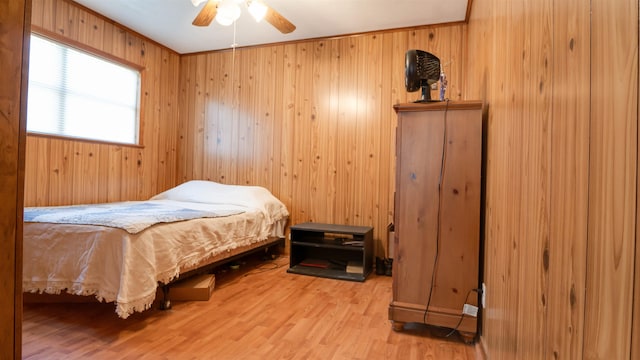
[215,0,241,26]
[191,0,207,6]
[247,1,268,22]
[191,0,295,33]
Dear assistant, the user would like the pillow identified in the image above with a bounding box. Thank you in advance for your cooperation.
[150,180,289,223]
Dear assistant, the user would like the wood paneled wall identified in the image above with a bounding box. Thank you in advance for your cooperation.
[1,0,30,358]
[178,26,466,255]
[586,1,637,358]
[23,0,181,207]
[465,0,638,359]
[17,1,640,358]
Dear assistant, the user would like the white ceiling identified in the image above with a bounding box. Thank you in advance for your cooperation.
[73,0,469,54]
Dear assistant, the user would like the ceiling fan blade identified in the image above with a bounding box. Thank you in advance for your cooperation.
[264,5,296,34]
[192,0,218,27]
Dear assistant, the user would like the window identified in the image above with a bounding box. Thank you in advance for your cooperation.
[27,33,141,145]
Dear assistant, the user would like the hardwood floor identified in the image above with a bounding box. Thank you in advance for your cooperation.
[22,255,480,359]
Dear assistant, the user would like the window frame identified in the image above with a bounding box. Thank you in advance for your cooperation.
[27,27,145,147]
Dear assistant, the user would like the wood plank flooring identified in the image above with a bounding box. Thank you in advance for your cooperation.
[22,255,480,359]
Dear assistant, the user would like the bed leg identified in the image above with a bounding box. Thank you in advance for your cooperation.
[159,285,172,310]
[263,247,274,260]
[264,242,283,260]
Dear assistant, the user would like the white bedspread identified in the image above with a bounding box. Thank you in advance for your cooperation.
[23,181,289,319]
[24,201,244,234]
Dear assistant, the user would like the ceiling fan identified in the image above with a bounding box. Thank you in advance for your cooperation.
[191,0,296,34]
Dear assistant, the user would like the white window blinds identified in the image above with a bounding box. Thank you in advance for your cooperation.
[27,34,141,145]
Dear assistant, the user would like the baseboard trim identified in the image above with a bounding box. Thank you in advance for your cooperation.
[475,335,489,360]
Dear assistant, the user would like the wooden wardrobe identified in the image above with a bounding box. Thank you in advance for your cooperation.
[388,100,483,341]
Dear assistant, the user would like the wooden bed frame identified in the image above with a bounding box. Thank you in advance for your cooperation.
[157,236,285,309]
[24,236,286,309]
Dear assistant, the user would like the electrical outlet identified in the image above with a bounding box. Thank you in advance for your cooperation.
[482,282,486,309]
[463,303,478,317]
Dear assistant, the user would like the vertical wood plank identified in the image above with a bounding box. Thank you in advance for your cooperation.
[362,34,382,235]
[162,47,180,188]
[260,46,279,189]
[585,0,638,358]
[278,43,297,214]
[35,138,51,205]
[236,47,256,185]
[106,146,122,202]
[270,45,285,195]
[335,36,358,225]
[191,54,207,181]
[634,106,640,359]
[202,50,219,181]
[53,0,70,37]
[95,142,109,203]
[309,39,331,223]
[30,0,44,28]
[379,32,396,256]
[291,42,312,222]
[177,55,192,184]
[216,51,235,183]
[634,5,640,355]
[546,0,590,358]
[140,44,160,197]
[517,0,553,356]
[23,137,37,206]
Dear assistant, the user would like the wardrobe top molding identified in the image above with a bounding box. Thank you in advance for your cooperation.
[394,100,483,113]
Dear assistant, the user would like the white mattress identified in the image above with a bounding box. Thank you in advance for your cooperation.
[23,181,289,319]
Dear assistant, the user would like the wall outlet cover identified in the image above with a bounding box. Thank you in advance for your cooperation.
[463,303,479,317]
[482,282,486,308]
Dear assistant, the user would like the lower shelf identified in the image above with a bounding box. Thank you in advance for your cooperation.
[287,264,368,282]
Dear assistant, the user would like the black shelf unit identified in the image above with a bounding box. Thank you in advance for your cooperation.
[287,222,373,282]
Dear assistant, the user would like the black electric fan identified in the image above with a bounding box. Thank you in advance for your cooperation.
[405,49,441,102]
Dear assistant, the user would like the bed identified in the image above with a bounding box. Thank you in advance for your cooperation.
[23,180,289,319]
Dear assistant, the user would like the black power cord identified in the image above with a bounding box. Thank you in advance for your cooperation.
[423,99,450,325]
[444,287,480,338]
